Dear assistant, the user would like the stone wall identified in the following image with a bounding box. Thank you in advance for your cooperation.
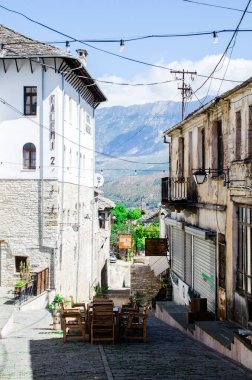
[0,179,56,287]
[0,179,97,303]
[130,264,162,303]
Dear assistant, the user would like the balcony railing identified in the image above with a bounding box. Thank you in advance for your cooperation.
[161,177,197,203]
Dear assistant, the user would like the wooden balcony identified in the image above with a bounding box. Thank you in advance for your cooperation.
[161,177,197,205]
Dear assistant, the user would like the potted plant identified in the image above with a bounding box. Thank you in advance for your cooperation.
[48,294,64,331]
[48,294,64,312]
[127,291,143,311]
[14,280,26,294]
[93,283,109,298]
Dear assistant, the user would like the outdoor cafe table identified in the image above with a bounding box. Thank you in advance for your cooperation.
[87,303,120,341]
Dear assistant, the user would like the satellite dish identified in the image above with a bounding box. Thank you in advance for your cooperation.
[94,173,104,187]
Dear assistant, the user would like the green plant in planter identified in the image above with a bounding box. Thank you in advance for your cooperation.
[15,280,26,288]
[48,294,64,312]
[93,283,109,297]
[127,291,143,310]
[19,259,32,283]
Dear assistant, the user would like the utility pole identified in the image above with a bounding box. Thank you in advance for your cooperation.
[170,69,197,121]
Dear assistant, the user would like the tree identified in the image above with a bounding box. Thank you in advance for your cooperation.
[127,208,142,221]
[110,203,160,256]
[111,204,127,226]
[132,223,160,253]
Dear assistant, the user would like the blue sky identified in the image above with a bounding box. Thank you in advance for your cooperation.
[1,0,252,107]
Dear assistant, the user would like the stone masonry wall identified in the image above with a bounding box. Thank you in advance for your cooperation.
[0,179,58,287]
[130,264,162,303]
[0,179,101,302]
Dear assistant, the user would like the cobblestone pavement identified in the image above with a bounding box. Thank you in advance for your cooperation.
[0,309,252,380]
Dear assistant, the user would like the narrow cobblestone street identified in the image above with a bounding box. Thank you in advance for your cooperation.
[1,310,252,380]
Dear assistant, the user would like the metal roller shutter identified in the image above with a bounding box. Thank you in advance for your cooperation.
[193,237,216,313]
[185,233,192,286]
[171,227,184,280]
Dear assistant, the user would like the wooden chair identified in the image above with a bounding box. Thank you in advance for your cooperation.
[90,304,114,344]
[123,312,148,342]
[70,296,87,316]
[61,299,86,321]
[120,305,138,330]
[93,298,114,305]
[61,310,86,343]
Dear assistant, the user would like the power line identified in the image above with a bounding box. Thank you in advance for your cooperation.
[3,45,243,89]
[4,29,252,44]
[182,0,252,13]
[0,4,246,86]
[193,0,252,95]
[171,69,197,120]
[216,35,238,97]
[0,96,168,165]
[0,161,166,172]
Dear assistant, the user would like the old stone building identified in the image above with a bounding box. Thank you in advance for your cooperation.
[0,24,111,301]
[161,77,252,327]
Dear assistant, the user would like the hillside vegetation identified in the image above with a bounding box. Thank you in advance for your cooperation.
[102,172,164,209]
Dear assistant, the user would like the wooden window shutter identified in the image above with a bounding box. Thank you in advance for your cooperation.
[236,111,241,160]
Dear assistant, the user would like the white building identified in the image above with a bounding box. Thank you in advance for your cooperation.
[0,24,108,301]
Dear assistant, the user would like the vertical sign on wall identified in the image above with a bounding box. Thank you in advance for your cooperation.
[49,95,55,164]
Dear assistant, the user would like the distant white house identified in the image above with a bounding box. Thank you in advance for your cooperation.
[0,24,111,301]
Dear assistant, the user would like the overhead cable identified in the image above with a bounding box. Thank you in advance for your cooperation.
[182,0,252,13]
[0,96,168,165]
[0,4,246,86]
[193,0,252,95]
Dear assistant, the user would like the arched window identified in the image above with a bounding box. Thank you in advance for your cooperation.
[23,143,36,169]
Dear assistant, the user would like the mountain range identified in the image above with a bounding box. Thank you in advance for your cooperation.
[95,99,206,208]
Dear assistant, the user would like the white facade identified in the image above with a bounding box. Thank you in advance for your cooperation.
[0,25,107,301]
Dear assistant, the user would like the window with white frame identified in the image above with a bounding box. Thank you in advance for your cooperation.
[24,87,37,115]
[23,143,36,169]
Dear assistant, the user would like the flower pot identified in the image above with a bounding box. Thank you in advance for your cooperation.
[53,309,62,331]
[26,281,33,289]
[14,285,25,294]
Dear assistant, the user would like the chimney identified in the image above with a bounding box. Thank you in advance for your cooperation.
[76,49,88,67]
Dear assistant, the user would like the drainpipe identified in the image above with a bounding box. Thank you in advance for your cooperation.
[76,92,81,300]
[59,73,65,292]
[40,66,45,246]
[90,107,96,298]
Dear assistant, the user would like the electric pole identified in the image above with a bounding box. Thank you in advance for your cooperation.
[170,69,197,121]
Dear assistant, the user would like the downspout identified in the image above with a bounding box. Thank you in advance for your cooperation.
[76,92,81,300]
[90,107,96,298]
[59,73,65,291]
[40,66,45,246]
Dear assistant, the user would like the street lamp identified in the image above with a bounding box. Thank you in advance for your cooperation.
[192,168,230,187]
[193,169,207,185]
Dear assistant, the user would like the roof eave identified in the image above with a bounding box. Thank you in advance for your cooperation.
[3,53,107,105]
[164,76,252,136]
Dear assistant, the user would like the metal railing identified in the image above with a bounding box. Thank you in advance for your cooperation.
[14,281,35,305]
[161,177,197,203]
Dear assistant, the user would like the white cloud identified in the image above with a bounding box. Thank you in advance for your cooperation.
[98,55,252,107]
